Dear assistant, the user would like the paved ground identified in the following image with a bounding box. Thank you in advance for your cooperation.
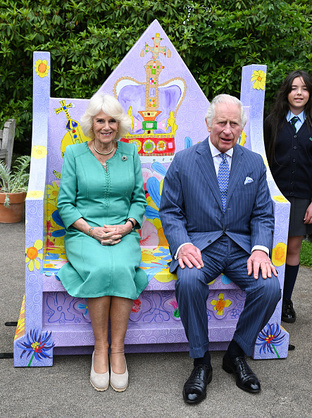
[0,222,311,418]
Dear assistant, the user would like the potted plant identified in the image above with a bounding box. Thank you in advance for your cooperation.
[0,155,30,223]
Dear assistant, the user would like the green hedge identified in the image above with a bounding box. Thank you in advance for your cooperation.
[1,0,311,150]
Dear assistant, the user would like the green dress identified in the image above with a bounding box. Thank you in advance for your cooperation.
[57,141,148,300]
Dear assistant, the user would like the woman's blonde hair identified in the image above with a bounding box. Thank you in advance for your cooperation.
[80,93,131,140]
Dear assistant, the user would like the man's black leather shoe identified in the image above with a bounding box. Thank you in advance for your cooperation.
[282,298,296,323]
[222,352,261,393]
[183,364,212,404]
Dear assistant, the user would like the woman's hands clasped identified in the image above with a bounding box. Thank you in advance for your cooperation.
[91,223,133,246]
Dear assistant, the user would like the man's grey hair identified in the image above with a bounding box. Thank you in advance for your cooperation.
[205,94,247,128]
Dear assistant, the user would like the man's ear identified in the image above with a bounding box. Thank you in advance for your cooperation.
[205,119,211,133]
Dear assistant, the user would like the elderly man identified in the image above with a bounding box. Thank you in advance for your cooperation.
[159,94,280,404]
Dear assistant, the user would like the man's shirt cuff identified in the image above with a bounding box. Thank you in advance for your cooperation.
[174,242,192,259]
[252,245,269,256]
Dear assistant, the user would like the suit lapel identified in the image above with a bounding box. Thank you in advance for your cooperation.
[195,138,223,209]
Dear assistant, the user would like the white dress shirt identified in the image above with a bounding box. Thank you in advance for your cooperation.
[286,110,306,132]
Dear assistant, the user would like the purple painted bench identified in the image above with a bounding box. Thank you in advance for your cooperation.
[14,20,290,367]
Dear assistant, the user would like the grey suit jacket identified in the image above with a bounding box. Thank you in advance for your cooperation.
[159,138,274,273]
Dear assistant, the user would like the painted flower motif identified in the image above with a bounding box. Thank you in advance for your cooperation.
[46,182,60,205]
[143,139,156,154]
[251,70,266,90]
[129,139,141,152]
[27,190,44,199]
[51,210,65,239]
[131,298,141,313]
[256,323,285,358]
[169,299,180,318]
[72,301,90,321]
[273,195,288,203]
[142,293,170,323]
[272,242,287,267]
[31,145,47,159]
[141,247,174,283]
[35,59,50,78]
[25,239,43,271]
[238,130,246,147]
[139,219,159,246]
[143,162,168,247]
[211,293,232,316]
[46,293,75,323]
[17,329,55,367]
[157,140,166,151]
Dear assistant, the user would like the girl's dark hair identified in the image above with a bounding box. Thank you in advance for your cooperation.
[266,70,312,164]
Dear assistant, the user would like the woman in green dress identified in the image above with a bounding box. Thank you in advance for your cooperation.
[57,93,148,392]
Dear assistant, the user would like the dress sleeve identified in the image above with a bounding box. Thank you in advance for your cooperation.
[127,145,147,228]
[57,146,83,229]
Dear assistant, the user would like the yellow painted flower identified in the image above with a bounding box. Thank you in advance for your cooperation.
[46,182,60,205]
[211,293,231,316]
[35,59,50,78]
[238,130,246,147]
[272,242,287,266]
[25,239,43,271]
[251,70,266,90]
[140,248,175,283]
[32,145,47,159]
[27,190,44,199]
[273,195,288,203]
[146,195,158,212]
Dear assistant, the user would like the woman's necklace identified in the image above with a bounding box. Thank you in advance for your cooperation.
[93,142,115,155]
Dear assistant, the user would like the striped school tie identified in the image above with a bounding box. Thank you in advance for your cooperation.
[290,116,299,132]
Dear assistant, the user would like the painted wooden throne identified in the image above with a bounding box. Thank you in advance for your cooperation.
[14,20,290,367]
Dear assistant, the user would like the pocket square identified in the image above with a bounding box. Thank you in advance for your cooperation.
[244,176,254,185]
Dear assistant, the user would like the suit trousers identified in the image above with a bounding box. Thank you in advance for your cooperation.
[175,235,281,358]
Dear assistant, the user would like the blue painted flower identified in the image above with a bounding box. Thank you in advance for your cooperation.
[51,210,65,237]
[18,329,55,367]
[145,162,167,220]
[256,323,285,358]
[73,300,90,321]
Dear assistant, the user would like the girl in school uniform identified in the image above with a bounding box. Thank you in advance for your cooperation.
[264,70,312,323]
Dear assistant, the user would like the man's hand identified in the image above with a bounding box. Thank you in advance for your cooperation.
[247,250,277,279]
[178,244,204,270]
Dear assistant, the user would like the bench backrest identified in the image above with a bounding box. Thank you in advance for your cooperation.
[33,21,274,257]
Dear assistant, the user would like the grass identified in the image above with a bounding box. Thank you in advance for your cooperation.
[300,239,312,267]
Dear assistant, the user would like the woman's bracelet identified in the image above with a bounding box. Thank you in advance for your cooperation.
[87,227,95,237]
[125,218,135,230]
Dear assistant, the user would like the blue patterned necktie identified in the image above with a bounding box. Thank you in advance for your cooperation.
[290,116,299,132]
[218,153,230,212]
